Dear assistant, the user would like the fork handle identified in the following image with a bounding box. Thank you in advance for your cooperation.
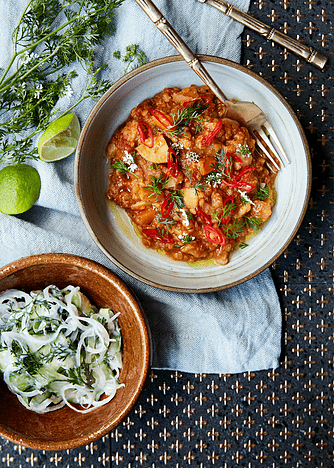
[198,0,328,69]
[134,0,228,102]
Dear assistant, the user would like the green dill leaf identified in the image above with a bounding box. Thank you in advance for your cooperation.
[156,213,177,228]
[210,149,233,180]
[145,173,170,200]
[222,219,244,239]
[180,235,195,244]
[244,217,263,232]
[186,171,207,195]
[0,0,125,164]
[213,202,236,225]
[236,144,251,156]
[11,342,42,375]
[160,101,208,138]
[255,184,273,201]
[111,158,138,177]
[168,189,184,209]
[114,44,147,75]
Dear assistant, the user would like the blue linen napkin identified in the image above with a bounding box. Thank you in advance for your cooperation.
[0,0,281,374]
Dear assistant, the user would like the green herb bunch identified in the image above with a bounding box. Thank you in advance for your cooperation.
[0,0,124,164]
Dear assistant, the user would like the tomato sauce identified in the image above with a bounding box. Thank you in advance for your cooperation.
[106,85,276,265]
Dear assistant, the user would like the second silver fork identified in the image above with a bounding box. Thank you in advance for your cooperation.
[134,0,289,170]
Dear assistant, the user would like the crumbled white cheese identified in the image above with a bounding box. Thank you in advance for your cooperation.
[123,150,138,171]
[179,209,190,226]
[238,190,255,205]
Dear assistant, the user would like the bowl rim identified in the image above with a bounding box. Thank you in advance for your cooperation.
[74,55,312,293]
[0,253,151,450]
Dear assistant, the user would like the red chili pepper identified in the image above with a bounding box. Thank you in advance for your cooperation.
[137,121,154,148]
[220,196,235,225]
[142,228,174,243]
[161,198,173,218]
[204,225,226,245]
[233,154,243,164]
[167,148,179,178]
[150,110,174,129]
[237,182,256,191]
[202,120,223,147]
[195,207,212,225]
[235,166,256,181]
[221,179,255,192]
[220,165,256,192]
[183,95,212,108]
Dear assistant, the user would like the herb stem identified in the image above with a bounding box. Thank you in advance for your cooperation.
[1,10,95,90]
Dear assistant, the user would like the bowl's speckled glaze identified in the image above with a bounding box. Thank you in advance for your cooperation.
[0,253,150,450]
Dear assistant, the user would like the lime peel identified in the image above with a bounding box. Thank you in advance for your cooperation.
[38,113,80,162]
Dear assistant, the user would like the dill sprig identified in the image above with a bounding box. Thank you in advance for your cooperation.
[180,235,195,244]
[210,149,233,180]
[161,101,208,138]
[111,159,138,177]
[67,365,94,389]
[167,189,185,209]
[113,44,147,75]
[145,173,170,200]
[255,184,273,201]
[244,217,263,232]
[222,219,244,239]
[156,213,177,228]
[0,0,125,164]
[186,171,207,195]
[11,342,42,375]
[214,202,236,225]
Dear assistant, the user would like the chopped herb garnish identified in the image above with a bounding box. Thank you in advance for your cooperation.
[210,149,233,180]
[161,101,208,138]
[111,159,138,177]
[186,171,207,195]
[214,202,236,226]
[12,343,42,375]
[180,235,196,244]
[255,184,273,201]
[222,219,244,239]
[145,173,170,200]
[237,144,251,156]
[167,189,185,209]
[244,217,263,231]
[156,213,177,228]
[239,242,249,249]
[113,44,147,74]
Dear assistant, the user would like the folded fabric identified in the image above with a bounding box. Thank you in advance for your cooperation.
[0,0,282,374]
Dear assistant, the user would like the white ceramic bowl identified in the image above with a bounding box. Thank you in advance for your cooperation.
[75,55,311,292]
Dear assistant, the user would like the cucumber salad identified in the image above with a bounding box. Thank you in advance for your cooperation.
[0,285,123,414]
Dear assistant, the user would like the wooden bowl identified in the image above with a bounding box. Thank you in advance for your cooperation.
[0,253,150,450]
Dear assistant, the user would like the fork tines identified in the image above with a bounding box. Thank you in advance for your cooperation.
[251,122,290,172]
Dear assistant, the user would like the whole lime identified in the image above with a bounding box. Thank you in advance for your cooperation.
[0,164,41,215]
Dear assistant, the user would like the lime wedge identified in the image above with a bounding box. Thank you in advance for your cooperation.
[38,113,80,162]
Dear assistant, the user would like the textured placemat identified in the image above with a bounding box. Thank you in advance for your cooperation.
[1,0,333,466]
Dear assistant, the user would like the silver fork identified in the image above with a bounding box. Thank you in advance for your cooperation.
[134,0,290,171]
